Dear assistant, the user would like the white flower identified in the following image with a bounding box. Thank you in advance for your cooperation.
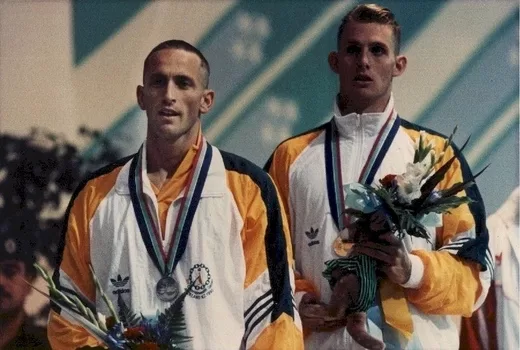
[409,156,431,178]
[395,158,432,204]
[395,173,422,204]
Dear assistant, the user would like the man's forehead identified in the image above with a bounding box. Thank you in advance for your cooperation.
[341,22,394,45]
[146,48,201,71]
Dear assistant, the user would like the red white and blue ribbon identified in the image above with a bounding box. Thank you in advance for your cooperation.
[325,109,400,231]
[129,138,212,278]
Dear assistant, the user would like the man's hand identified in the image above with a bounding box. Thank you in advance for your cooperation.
[351,232,412,285]
[347,312,385,350]
[328,272,359,318]
[299,293,348,332]
[329,274,385,350]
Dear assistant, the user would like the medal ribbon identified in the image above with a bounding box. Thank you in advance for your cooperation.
[324,107,414,340]
[325,108,400,231]
[129,137,212,278]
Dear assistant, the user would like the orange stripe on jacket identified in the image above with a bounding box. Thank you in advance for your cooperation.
[251,313,304,350]
[48,165,124,350]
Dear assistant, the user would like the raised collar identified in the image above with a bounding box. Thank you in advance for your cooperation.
[114,140,226,198]
[332,94,396,138]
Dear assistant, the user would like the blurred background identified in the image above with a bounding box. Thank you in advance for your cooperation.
[0,0,518,327]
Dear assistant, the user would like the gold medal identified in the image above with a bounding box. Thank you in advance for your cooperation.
[333,237,354,257]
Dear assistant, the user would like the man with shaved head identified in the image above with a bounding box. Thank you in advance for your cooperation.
[47,39,303,349]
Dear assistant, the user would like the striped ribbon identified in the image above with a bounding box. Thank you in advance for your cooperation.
[325,109,400,232]
[322,255,378,313]
[323,107,414,342]
[129,138,212,278]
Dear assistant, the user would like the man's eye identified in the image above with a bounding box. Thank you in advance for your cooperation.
[371,45,386,56]
[151,77,165,86]
[346,45,360,54]
[176,78,192,89]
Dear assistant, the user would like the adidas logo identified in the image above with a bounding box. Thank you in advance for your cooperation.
[305,227,319,247]
[110,274,130,288]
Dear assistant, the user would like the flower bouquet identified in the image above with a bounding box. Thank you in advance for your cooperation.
[342,127,486,242]
[31,264,191,350]
[322,127,486,348]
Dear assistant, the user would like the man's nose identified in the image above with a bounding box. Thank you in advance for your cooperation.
[357,49,370,68]
[164,80,177,103]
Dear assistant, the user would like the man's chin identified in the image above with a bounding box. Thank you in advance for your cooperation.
[349,88,377,98]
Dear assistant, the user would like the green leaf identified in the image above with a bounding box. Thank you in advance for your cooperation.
[117,294,142,328]
[398,213,431,242]
[156,284,194,347]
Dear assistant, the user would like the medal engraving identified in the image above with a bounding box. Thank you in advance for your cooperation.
[156,276,180,302]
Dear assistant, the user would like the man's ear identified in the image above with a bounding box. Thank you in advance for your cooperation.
[199,89,215,114]
[328,51,340,74]
[393,55,407,77]
[136,85,145,110]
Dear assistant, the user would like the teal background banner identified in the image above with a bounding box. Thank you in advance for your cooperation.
[1,0,518,215]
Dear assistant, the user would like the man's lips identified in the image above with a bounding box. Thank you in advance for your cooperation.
[159,108,180,116]
[354,74,373,82]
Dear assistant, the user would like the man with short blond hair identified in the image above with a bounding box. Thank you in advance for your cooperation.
[265,4,492,349]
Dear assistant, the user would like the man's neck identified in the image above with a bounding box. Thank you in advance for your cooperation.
[0,309,25,348]
[145,132,197,189]
[337,93,389,115]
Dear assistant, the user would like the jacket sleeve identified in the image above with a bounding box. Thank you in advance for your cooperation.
[229,168,303,349]
[404,142,493,316]
[265,146,318,303]
[47,183,101,349]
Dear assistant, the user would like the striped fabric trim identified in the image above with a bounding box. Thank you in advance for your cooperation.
[243,290,274,343]
[222,150,294,321]
[438,237,472,250]
[485,248,495,278]
[438,237,495,278]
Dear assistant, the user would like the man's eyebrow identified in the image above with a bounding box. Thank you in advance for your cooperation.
[345,39,361,45]
[175,74,195,82]
[345,40,388,47]
[369,41,389,47]
[147,72,166,80]
[147,72,196,82]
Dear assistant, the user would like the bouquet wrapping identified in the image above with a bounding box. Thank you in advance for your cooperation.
[31,264,191,350]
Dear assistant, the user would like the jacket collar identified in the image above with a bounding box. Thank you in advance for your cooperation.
[332,94,396,139]
[114,142,226,199]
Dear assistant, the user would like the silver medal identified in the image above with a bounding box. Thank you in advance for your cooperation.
[156,276,180,302]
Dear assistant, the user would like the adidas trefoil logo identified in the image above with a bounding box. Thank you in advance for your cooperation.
[110,274,130,288]
[305,227,320,247]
